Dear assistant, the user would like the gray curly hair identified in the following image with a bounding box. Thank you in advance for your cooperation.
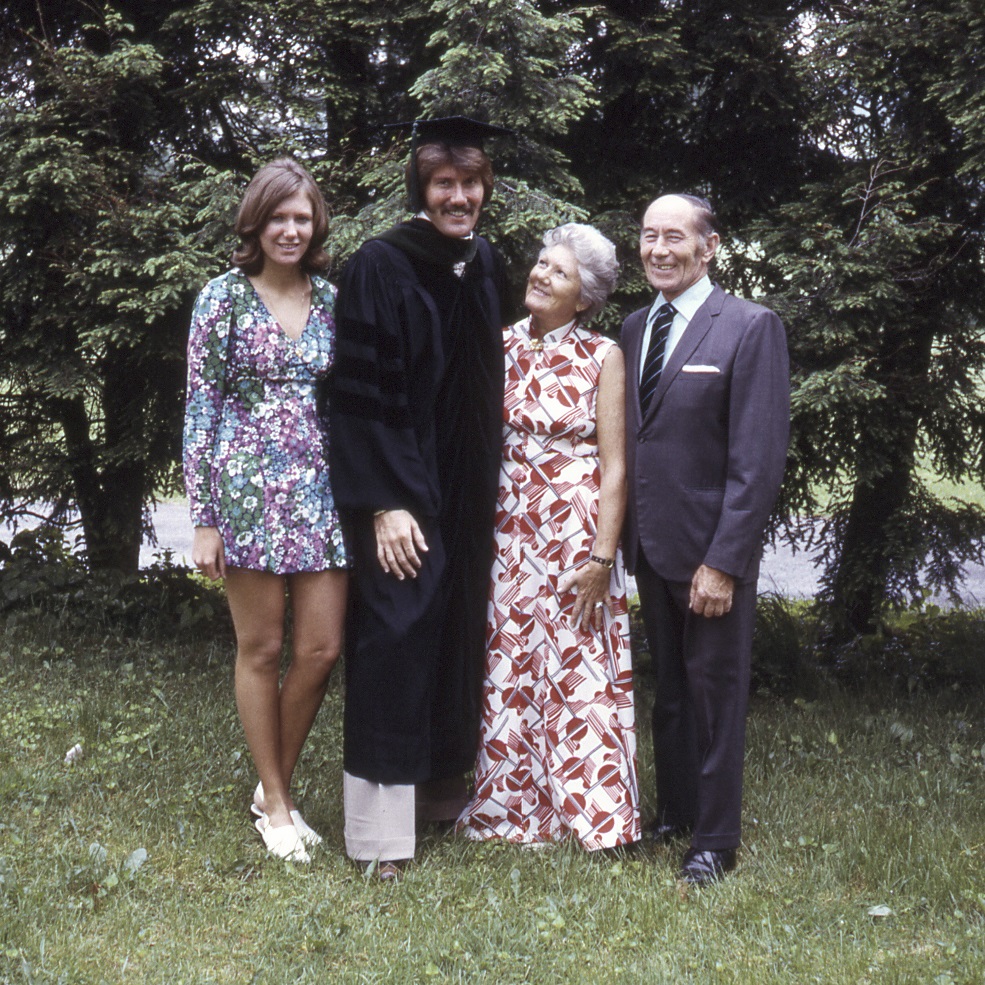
[541,223,619,321]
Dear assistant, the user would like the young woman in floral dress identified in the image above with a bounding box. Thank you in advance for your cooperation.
[183,159,349,863]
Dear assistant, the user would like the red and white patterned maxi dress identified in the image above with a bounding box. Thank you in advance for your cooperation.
[458,318,641,850]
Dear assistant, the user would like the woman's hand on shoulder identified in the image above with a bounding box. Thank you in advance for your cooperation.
[192,526,226,581]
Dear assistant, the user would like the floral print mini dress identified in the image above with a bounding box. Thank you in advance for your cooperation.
[183,270,350,574]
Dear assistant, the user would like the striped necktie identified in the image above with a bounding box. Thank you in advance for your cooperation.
[639,302,675,411]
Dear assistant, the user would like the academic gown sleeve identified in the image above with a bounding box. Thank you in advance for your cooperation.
[329,241,441,518]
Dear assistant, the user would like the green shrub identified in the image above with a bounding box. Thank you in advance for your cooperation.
[630,587,985,695]
[828,596,985,692]
[0,527,231,644]
[750,593,826,696]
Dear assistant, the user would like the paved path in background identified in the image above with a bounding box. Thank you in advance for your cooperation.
[3,500,981,605]
[144,501,985,606]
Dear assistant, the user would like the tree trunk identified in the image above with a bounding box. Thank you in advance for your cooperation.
[830,315,934,637]
[831,452,916,637]
[80,478,144,575]
[55,356,147,576]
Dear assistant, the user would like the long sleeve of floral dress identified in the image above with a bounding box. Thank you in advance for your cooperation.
[183,275,234,528]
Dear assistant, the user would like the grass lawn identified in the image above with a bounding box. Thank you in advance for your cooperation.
[1,634,983,984]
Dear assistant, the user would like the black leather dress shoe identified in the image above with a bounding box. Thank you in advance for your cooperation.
[643,821,691,844]
[678,847,737,885]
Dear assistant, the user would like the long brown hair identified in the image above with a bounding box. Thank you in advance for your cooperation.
[232,158,330,274]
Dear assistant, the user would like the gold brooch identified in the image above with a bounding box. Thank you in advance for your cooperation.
[529,339,544,352]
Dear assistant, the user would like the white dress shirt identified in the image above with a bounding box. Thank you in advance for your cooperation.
[638,275,714,383]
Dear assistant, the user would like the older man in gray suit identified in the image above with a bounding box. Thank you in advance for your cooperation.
[621,194,790,884]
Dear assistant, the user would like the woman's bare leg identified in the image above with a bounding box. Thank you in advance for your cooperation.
[278,570,348,786]
[225,567,293,828]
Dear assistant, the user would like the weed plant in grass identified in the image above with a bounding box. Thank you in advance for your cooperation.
[1,628,984,984]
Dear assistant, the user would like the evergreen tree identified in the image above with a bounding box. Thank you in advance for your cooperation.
[563,1,816,323]
[0,1,393,571]
[745,0,985,634]
[1,0,983,624]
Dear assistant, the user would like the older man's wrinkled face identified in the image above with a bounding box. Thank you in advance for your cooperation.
[640,195,719,301]
[423,164,484,238]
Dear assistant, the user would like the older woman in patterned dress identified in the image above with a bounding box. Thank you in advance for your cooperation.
[183,159,349,863]
[458,223,641,850]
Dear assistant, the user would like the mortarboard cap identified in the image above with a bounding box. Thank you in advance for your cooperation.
[387,116,514,212]
[389,115,514,148]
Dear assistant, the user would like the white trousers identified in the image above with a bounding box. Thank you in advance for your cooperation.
[342,772,416,862]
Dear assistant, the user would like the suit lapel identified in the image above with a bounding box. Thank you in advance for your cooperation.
[622,308,647,429]
[643,285,726,422]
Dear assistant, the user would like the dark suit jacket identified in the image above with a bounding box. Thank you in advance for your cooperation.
[621,284,790,583]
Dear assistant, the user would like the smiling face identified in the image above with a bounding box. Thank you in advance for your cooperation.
[422,164,484,238]
[258,189,314,270]
[524,244,587,333]
[640,195,719,301]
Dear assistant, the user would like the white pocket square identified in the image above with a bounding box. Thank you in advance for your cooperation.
[681,364,721,374]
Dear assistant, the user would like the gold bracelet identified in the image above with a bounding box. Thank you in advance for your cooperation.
[373,509,389,516]
[589,554,614,569]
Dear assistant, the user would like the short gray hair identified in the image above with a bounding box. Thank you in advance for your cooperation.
[670,193,719,242]
[541,223,619,321]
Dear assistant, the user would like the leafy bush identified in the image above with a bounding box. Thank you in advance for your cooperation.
[630,588,985,695]
[750,593,826,696]
[0,527,231,643]
[827,596,985,692]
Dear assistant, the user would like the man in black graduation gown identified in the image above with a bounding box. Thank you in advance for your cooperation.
[329,117,512,871]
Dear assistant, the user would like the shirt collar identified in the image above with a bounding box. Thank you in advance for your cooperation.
[519,315,578,346]
[650,274,714,323]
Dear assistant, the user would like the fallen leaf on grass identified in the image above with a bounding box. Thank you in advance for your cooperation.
[124,848,148,876]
